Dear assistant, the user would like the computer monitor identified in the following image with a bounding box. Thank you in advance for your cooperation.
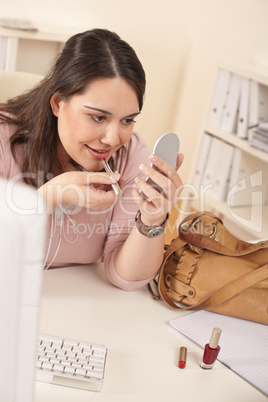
[0,177,47,402]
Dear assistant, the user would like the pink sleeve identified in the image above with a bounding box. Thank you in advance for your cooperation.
[105,252,156,291]
[103,132,156,291]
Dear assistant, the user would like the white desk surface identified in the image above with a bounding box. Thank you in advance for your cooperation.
[35,264,267,402]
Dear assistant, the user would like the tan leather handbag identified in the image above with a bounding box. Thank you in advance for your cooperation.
[155,211,268,324]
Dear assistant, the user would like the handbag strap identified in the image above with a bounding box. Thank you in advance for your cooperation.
[165,236,188,256]
[179,211,268,256]
[168,263,268,311]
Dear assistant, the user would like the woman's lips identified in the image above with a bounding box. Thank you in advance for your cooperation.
[85,145,111,160]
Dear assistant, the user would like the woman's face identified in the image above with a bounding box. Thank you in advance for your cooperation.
[50,77,140,172]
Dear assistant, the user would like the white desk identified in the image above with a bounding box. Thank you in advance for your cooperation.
[35,264,267,402]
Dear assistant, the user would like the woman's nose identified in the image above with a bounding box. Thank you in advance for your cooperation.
[100,124,120,146]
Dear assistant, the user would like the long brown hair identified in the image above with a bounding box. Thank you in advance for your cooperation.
[0,29,146,187]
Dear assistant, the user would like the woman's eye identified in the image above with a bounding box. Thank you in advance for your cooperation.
[122,118,136,125]
[91,115,105,123]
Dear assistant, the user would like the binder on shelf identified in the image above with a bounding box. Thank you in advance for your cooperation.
[248,81,268,133]
[201,137,223,196]
[248,80,259,130]
[192,133,212,190]
[220,73,241,133]
[207,69,231,128]
[227,148,268,207]
[208,141,234,201]
[236,77,249,139]
[4,37,18,70]
[258,84,268,124]
[0,36,7,70]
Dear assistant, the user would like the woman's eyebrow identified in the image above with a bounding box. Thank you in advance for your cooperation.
[83,105,112,115]
[126,112,141,118]
[83,105,140,118]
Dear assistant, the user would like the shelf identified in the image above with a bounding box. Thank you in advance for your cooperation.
[188,195,268,241]
[0,24,77,43]
[216,61,268,87]
[205,125,268,163]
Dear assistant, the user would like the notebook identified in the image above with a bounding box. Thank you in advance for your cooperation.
[170,310,268,397]
[0,177,47,402]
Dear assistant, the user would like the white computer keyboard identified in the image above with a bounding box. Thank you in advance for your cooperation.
[36,334,107,392]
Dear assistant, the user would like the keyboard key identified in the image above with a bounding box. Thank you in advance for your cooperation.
[85,370,103,379]
[42,362,53,370]
[64,338,79,347]
[53,364,64,373]
[76,368,86,376]
[64,366,75,375]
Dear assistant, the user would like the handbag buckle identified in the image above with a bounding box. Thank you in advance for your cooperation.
[209,225,218,240]
[188,217,201,229]
[188,217,218,240]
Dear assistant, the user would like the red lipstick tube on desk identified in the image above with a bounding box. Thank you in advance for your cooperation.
[200,327,222,370]
[178,346,187,369]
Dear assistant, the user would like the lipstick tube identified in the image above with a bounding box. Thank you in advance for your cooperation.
[101,158,122,198]
[178,346,187,369]
[200,327,222,370]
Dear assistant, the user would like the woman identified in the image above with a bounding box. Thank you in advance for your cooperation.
[0,28,183,290]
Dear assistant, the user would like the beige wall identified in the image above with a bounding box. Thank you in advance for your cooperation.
[1,0,268,182]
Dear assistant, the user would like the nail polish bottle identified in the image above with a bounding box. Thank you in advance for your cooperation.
[200,327,222,369]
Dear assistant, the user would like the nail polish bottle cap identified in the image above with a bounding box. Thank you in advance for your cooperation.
[209,327,222,349]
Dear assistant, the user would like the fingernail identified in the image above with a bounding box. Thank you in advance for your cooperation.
[149,154,158,162]
[139,164,148,172]
[110,172,120,182]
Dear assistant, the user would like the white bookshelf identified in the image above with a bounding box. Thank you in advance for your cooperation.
[204,125,268,164]
[0,22,81,73]
[180,62,268,241]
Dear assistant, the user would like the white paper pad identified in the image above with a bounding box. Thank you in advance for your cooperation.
[170,310,268,396]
